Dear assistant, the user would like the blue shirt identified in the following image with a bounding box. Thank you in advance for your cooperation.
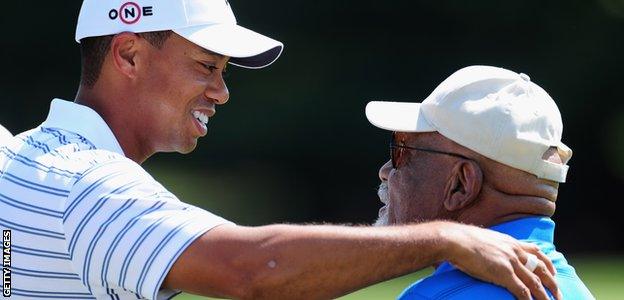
[398,217,594,300]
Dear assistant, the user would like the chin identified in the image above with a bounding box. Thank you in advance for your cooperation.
[168,138,198,154]
[178,143,198,154]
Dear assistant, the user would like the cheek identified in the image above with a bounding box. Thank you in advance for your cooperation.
[144,73,200,117]
[390,187,420,224]
[148,58,201,96]
[388,168,437,224]
[388,171,417,224]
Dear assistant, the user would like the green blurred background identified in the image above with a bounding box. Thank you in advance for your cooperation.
[1,0,623,298]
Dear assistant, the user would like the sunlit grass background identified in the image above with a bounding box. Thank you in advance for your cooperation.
[175,256,623,299]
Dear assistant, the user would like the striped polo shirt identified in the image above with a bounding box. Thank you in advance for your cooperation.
[0,99,232,299]
[0,124,11,144]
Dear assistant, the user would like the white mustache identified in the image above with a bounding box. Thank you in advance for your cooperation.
[378,182,389,205]
[374,182,390,227]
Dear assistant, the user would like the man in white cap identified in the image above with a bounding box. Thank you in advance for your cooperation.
[0,1,560,299]
[367,65,594,299]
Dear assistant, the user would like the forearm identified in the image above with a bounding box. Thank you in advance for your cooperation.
[206,222,451,299]
[166,220,559,300]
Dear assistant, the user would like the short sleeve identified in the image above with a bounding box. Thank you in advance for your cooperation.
[62,158,232,299]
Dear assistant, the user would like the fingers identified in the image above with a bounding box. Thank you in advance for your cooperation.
[504,273,532,300]
[517,242,561,299]
[514,257,550,300]
[521,243,556,276]
[445,225,560,299]
[534,248,557,276]
[532,259,562,300]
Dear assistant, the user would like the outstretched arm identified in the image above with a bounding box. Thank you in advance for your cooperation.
[163,222,560,300]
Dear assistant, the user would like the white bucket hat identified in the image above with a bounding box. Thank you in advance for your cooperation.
[75,0,283,69]
[366,65,573,183]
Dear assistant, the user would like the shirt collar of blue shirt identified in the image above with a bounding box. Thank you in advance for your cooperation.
[435,217,555,274]
[41,98,125,156]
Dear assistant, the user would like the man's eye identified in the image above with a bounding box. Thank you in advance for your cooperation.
[200,63,228,79]
[203,64,218,72]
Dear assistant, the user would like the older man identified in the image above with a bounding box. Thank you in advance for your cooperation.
[0,1,561,299]
[367,65,594,299]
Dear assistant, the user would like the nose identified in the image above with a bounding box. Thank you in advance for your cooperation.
[205,74,230,105]
[379,160,392,182]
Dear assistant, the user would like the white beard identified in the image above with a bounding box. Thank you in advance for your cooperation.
[373,182,390,227]
[373,214,389,227]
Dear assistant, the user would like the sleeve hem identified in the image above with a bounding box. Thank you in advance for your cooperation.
[152,221,234,300]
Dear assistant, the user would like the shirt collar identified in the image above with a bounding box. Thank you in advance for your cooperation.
[489,217,555,243]
[41,99,125,156]
[435,217,555,274]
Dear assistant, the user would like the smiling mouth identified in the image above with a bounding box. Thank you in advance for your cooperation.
[192,110,209,126]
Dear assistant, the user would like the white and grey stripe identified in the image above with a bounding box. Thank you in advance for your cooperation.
[0,99,231,299]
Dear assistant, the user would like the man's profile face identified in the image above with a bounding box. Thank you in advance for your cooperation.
[134,34,230,154]
[375,132,458,226]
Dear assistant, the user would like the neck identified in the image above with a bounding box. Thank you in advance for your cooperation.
[455,183,556,228]
[75,86,153,164]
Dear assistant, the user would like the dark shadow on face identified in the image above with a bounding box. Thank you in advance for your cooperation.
[382,132,462,225]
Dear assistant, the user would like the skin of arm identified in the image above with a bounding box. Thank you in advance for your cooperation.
[163,221,556,300]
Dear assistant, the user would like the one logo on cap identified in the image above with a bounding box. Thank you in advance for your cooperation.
[108,2,154,25]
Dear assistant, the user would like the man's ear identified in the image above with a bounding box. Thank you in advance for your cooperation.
[109,32,141,79]
[443,160,483,211]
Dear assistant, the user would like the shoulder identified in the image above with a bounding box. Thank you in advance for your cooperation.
[70,149,144,176]
[1,128,141,191]
[67,150,166,199]
[4,127,129,176]
[399,269,515,300]
[17,127,165,198]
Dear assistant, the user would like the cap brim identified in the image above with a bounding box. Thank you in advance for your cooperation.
[174,24,283,69]
[365,101,436,132]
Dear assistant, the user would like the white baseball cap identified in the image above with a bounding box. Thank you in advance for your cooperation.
[366,65,573,183]
[75,0,283,69]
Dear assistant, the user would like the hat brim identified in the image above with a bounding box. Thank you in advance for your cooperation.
[365,101,436,132]
[174,24,283,69]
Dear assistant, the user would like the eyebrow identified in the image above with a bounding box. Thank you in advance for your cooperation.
[195,47,229,71]
[199,48,225,59]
